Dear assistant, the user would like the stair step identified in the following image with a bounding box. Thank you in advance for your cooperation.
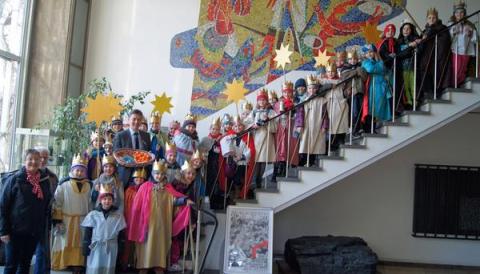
[362,133,388,138]
[340,143,367,149]
[318,154,344,160]
[446,87,472,93]
[404,110,430,115]
[256,188,279,193]
[277,176,301,182]
[297,166,323,171]
[236,198,258,204]
[424,98,451,104]
[383,120,409,127]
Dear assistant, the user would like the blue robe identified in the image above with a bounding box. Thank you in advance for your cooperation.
[362,58,392,121]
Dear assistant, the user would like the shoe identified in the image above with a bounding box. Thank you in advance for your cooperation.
[168,263,183,272]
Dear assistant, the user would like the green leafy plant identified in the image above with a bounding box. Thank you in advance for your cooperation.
[39,77,150,175]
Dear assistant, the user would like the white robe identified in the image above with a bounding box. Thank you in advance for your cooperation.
[299,95,327,154]
[51,179,91,270]
[81,210,126,274]
[324,79,349,134]
[251,108,277,163]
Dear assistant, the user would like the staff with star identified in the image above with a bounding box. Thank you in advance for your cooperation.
[149,92,174,160]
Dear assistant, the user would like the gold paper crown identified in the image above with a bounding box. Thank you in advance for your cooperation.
[282,81,294,91]
[234,115,244,126]
[184,113,197,123]
[268,90,278,100]
[166,141,177,153]
[336,50,347,59]
[306,74,318,86]
[99,183,114,195]
[326,62,337,73]
[347,50,358,59]
[90,130,105,142]
[181,160,195,171]
[133,168,147,179]
[191,149,203,161]
[72,154,88,167]
[242,101,253,111]
[454,0,466,10]
[211,117,221,128]
[111,116,122,123]
[150,111,162,123]
[427,7,438,17]
[153,160,168,173]
[102,155,116,166]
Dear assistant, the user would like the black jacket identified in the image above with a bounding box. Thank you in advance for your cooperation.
[0,167,52,237]
[113,129,152,188]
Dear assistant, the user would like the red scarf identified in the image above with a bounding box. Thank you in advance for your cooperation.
[26,171,43,200]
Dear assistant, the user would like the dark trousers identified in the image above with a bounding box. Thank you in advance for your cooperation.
[351,93,363,134]
[4,234,40,274]
[33,232,48,274]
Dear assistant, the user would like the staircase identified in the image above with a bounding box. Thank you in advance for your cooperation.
[237,78,480,213]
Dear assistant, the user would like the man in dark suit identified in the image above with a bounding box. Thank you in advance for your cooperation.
[113,109,151,188]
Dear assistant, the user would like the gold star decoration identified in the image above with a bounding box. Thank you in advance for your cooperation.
[314,49,332,68]
[390,0,402,7]
[362,22,382,45]
[274,43,293,70]
[81,92,123,127]
[151,92,173,115]
[223,78,248,104]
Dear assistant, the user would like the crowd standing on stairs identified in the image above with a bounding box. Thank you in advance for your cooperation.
[0,3,478,274]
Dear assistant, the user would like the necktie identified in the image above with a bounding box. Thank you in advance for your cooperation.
[134,132,140,149]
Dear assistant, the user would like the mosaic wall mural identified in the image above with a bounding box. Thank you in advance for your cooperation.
[170,0,406,119]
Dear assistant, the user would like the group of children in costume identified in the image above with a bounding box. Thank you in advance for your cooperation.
[44,3,477,274]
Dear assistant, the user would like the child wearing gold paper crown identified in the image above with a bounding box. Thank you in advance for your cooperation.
[121,168,147,270]
[299,75,328,166]
[323,62,349,155]
[129,160,192,274]
[199,117,223,202]
[91,155,124,212]
[82,184,126,274]
[170,160,197,271]
[240,101,254,127]
[164,141,180,183]
[273,81,304,179]
[251,89,277,189]
[149,111,169,160]
[173,113,199,166]
[220,116,256,200]
[87,131,106,180]
[51,154,92,273]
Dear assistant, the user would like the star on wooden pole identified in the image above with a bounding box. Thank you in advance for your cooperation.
[362,22,382,45]
[150,92,173,115]
[314,49,332,68]
[81,92,123,127]
[223,78,248,103]
[274,43,293,70]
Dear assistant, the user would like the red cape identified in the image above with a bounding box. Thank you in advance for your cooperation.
[128,182,191,243]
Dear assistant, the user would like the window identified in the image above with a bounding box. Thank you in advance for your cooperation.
[0,0,30,172]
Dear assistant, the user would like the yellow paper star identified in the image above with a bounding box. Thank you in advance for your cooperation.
[274,43,293,70]
[314,49,332,68]
[81,92,123,127]
[390,0,402,7]
[151,92,173,115]
[362,22,382,45]
[223,78,248,103]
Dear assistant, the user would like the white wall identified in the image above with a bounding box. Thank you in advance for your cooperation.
[84,0,480,137]
[274,113,480,266]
